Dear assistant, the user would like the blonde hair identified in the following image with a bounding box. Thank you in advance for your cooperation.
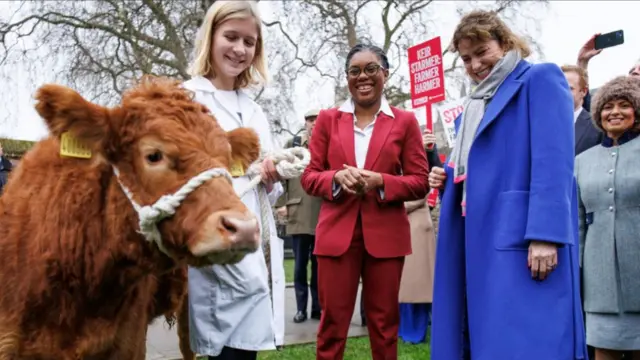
[451,10,531,58]
[188,0,268,89]
[560,64,589,90]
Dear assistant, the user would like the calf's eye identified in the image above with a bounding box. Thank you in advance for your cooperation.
[146,151,163,164]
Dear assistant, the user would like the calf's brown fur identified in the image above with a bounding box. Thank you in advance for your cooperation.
[0,77,262,359]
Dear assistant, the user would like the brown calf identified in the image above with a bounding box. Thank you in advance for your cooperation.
[0,77,262,359]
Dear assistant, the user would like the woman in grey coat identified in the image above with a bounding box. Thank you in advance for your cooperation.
[575,75,640,360]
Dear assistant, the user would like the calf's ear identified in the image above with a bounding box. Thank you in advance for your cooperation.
[226,127,261,170]
[34,84,112,152]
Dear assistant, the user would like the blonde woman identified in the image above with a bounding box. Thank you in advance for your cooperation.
[183,2,285,359]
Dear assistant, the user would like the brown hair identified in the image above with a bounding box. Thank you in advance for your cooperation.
[450,10,531,58]
[591,76,640,132]
[561,65,589,90]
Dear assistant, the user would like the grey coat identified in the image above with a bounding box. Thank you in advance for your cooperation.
[576,136,640,313]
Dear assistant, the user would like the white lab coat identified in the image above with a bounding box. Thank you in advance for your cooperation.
[183,76,285,356]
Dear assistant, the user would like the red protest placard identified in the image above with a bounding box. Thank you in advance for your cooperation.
[427,154,447,207]
[408,36,445,108]
[425,102,433,132]
[427,188,438,207]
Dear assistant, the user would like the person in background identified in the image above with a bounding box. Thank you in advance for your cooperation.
[301,43,429,360]
[397,125,440,344]
[575,75,640,360]
[275,109,322,324]
[183,1,285,359]
[0,143,13,194]
[561,64,603,155]
[577,34,640,111]
[561,63,603,360]
[421,126,443,169]
[429,10,586,360]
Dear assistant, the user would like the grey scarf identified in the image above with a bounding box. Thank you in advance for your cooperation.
[450,50,521,216]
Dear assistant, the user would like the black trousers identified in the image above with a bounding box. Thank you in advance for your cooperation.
[208,347,257,360]
[292,234,320,314]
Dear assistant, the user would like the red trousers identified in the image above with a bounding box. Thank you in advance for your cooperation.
[316,217,405,360]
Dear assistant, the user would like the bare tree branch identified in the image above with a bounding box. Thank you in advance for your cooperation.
[267,0,548,110]
[0,0,549,138]
[0,0,300,135]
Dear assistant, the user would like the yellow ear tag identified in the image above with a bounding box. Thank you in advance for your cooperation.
[60,132,92,159]
[229,159,245,178]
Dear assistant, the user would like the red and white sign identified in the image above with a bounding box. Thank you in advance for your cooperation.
[408,36,445,108]
[425,103,433,131]
[412,103,434,132]
[427,153,448,207]
[435,97,466,147]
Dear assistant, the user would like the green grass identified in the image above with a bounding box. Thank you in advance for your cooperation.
[262,261,432,359]
[197,337,430,359]
[259,337,430,359]
[283,258,311,284]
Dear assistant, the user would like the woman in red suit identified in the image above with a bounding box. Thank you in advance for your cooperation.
[300,43,430,360]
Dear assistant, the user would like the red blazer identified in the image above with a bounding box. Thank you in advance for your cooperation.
[300,106,430,258]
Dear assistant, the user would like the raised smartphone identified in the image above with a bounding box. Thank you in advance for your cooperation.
[594,30,624,50]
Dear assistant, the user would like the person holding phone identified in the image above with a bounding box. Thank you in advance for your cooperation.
[577,31,639,112]
[429,10,586,360]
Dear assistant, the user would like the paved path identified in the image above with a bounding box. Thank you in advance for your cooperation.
[146,285,367,360]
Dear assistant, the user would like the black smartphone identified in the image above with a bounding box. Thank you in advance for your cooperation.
[594,30,624,50]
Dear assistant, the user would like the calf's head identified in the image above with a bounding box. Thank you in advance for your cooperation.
[34,77,262,266]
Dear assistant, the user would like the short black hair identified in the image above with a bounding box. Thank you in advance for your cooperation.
[345,43,390,72]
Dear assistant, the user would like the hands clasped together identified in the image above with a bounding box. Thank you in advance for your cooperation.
[428,165,559,281]
[333,165,383,196]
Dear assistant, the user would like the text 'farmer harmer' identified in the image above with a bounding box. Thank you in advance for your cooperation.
[411,46,442,95]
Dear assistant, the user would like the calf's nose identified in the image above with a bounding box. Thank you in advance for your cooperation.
[220,213,260,250]
[190,210,260,258]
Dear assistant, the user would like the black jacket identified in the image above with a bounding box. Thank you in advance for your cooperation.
[0,156,13,194]
[574,108,602,156]
[426,144,443,169]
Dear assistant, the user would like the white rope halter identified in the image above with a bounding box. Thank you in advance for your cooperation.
[236,146,311,197]
[111,146,310,258]
[112,166,233,256]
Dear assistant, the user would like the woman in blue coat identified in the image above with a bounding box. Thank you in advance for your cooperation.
[428,10,587,360]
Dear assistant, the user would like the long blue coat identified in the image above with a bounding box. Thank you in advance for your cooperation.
[431,60,588,360]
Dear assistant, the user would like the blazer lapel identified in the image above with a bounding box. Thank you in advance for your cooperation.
[475,61,530,139]
[574,109,589,150]
[338,112,357,167]
[364,113,394,170]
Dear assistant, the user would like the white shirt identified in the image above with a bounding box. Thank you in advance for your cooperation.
[574,107,583,123]
[338,97,395,168]
[332,97,394,198]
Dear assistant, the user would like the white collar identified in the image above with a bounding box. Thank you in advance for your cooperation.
[183,76,256,126]
[184,76,246,96]
[338,97,395,119]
